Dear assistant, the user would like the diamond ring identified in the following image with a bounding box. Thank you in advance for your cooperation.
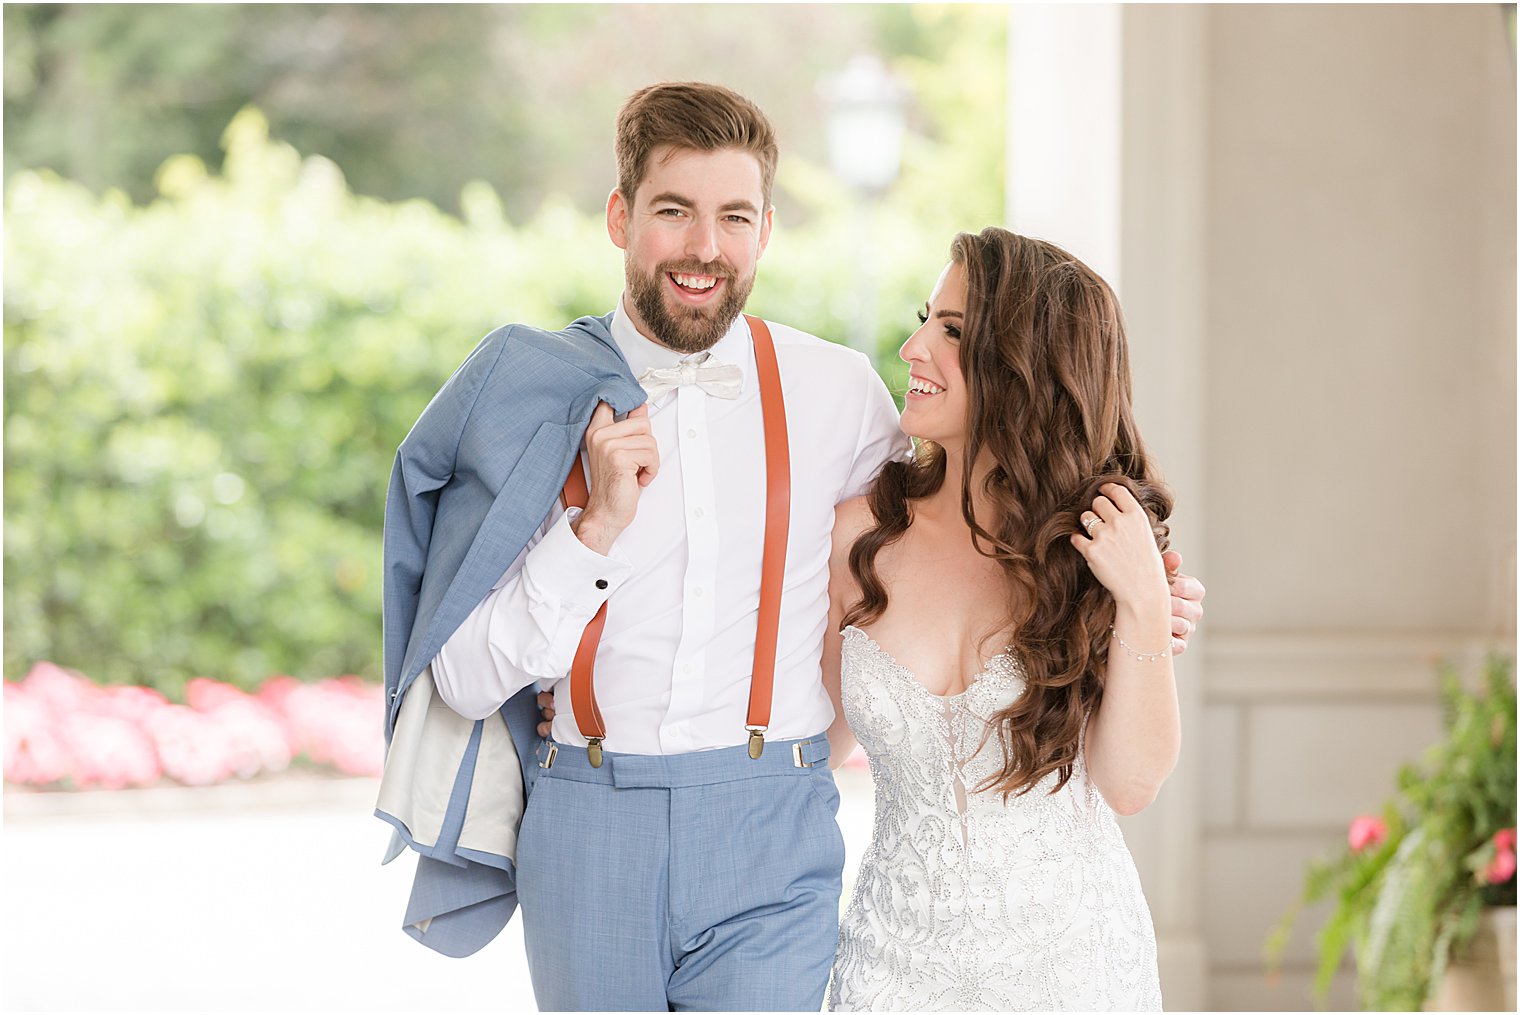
[1082,516,1101,536]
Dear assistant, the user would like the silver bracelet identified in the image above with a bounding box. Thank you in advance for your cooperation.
[1110,624,1169,662]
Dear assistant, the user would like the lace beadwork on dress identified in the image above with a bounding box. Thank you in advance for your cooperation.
[827,626,1162,1012]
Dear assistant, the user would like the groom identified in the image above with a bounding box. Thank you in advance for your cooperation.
[382,81,1206,1011]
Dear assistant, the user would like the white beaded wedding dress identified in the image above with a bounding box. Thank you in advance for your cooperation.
[827,626,1162,1012]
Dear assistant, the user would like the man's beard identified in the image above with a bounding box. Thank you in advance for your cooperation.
[626,256,754,354]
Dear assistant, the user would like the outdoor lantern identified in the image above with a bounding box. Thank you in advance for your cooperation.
[819,55,908,196]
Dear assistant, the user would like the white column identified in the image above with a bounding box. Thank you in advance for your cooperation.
[1116,6,1211,1009]
[1006,3,1122,288]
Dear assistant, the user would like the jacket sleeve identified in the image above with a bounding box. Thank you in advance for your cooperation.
[383,331,513,705]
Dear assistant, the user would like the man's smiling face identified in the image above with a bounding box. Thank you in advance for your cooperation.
[608,145,774,354]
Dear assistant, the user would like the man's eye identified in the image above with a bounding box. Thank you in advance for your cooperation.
[658,208,685,217]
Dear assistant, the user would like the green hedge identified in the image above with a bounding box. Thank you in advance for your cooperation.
[5,104,994,694]
[4,109,627,694]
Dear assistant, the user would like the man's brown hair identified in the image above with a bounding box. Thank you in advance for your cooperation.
[614,82,779,209]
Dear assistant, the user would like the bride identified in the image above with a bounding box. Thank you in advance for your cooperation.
[824,227,1178,1011]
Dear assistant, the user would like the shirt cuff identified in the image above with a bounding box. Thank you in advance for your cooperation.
[520,507,633,615]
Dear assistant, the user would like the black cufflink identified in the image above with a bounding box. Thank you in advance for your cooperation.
[595,578,608,590]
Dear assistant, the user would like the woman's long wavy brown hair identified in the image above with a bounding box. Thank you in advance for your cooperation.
[843,227,1173,799]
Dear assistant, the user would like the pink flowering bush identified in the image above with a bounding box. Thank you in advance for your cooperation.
[3,661,383,790]
[261,675,384,777]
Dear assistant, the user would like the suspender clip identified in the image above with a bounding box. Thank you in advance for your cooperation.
[586,737,604,769]
[746,725,767,760]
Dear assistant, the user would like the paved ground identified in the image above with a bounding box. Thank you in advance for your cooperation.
[2,768,875,1012]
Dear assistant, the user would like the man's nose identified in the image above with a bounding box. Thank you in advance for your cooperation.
[684,218,721,265]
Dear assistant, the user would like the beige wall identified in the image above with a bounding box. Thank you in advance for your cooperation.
[1196,5,1514,1008]
[1203,3,1516,635]
[1014,3,1515,1009]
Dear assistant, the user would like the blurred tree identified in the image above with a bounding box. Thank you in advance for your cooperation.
[4,5,1009,691]
[5,5,507,212]
[3,4,930,221]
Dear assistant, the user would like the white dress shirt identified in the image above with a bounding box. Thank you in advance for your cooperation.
[430,298,909,754]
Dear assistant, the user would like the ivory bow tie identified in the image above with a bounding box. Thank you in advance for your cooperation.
[636,358,743,400]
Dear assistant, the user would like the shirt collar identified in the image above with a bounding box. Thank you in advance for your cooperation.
[610,295,753,392]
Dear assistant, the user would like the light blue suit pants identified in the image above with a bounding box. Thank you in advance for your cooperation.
[516,734,842,1011]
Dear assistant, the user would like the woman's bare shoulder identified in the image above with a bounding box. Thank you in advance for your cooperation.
[828,497,876,606]
[832,495,878,549]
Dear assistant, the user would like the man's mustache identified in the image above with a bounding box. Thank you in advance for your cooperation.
[659,259,735,279]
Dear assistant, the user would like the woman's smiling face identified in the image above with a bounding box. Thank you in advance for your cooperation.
[898,261,970,450]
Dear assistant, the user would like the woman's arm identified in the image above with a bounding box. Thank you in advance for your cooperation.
[822,587,857,768]
[1070,483,1182,815]
[823,496,875,768]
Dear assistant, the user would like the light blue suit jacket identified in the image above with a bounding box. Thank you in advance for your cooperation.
[376,313,645,956]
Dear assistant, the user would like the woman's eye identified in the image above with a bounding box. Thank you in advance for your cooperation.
[945,325,961,340]
[916,309,928,324]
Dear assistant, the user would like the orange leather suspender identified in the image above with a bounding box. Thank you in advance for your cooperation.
[744,315,792,757]
[557,314,791,767]
[557,460,610,756]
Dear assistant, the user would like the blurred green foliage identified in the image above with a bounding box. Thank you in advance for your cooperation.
[4,6,1007,691]
[5,109,624,691]
[3,4,995,224]
[1266,657,1517,1010]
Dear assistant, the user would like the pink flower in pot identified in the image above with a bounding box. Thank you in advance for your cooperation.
[1348,814,1388,853]
[1482,828,1517,885]
[1483,847,1517,885]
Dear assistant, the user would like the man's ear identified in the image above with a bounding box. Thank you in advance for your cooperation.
[606,189,630,250]
[756,205,775,259]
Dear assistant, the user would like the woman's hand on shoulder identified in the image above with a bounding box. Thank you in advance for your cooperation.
[1069,483,1169,611]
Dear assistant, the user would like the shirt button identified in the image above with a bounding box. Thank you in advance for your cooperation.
[685,428,697,439]
[595,579,608,590]
[692,586,704,598]
[693,507,705,518]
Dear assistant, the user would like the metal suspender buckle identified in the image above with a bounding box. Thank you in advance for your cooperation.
[586,737,604,769]
[746,725,766,760]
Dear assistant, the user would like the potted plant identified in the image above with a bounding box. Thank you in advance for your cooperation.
[1267,655,1517,1011]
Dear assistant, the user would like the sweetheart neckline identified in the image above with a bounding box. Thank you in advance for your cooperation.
[842,625,1017,702]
